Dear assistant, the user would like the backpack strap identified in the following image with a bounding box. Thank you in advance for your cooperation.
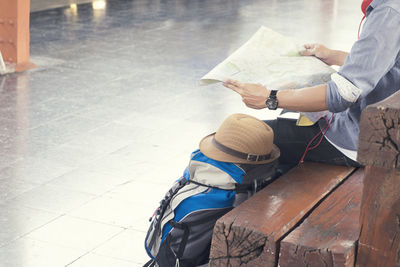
[189,178,266,195]
[143,259,156,267]
[188,179,233,191]
[148,177,188,250]
[168,220,190,258]
[166,208,231,262]
[235,183,254,193]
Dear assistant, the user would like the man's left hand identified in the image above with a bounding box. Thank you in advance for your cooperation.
[223,79,269,109]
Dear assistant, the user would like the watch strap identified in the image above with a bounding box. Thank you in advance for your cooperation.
[269,90,278,98]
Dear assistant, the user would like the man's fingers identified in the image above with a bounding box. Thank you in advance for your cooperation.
[223,79,245,94]
[225,79,244,88]
[300,44,316,56]
[231,80,244,88]
[303,44,315,49]
[223,81,243,94]
[300,48,315,56]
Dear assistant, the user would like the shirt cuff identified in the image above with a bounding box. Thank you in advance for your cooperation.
[331,73,362,103]
[326,79,354,113]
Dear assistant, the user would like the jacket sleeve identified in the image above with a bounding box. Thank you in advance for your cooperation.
[326,5,400,113]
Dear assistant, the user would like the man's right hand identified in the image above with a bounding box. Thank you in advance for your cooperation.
[300,44,334,65]
[300,44,348,66]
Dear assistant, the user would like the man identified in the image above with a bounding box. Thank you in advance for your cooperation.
[223,0,400,170]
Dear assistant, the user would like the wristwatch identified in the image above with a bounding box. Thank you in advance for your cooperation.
[266,90,279,110]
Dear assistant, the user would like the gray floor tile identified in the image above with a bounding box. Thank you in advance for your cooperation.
[0,157,74,184]
[32,143,105,169]
[0,177,39,204]
[69,195,144,228]
[105,180,172,205]
[0,237,85,267]
[28,115,106,145]
[93,229,148,264]
[25,215,124,251]
[73,105,133,123]
[75,142,179,179]
[86,122,156,143]
[11,184,96,213]
[0,154,21,171]
[67,253,135,267]
[63,132,131,156]
[48,169,130,195]
[115,111,183,130]
[0,204,60,247]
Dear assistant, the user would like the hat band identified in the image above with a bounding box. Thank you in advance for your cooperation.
[212,137,272,162]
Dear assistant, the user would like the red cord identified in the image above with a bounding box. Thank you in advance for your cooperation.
[358,15,366,39]
[299,113,334,164]
[299,14,363,164]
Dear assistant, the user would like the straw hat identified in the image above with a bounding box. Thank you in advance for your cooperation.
[199,113,280,164]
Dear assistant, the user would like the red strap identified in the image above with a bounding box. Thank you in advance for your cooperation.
[299,114,334,164]
[359,0,372,38]
[358,15,366,39]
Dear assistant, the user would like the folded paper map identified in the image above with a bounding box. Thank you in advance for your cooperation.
[200,26,335,124]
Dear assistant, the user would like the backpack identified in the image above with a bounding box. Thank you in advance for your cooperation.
[144,149,277,267]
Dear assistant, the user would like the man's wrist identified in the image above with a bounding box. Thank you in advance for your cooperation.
[329,50,348,66]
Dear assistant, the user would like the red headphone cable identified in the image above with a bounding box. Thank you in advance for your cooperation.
[299,113,334,164]
[358,15,366,39]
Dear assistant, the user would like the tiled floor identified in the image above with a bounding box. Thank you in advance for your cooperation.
[1,0,362,266]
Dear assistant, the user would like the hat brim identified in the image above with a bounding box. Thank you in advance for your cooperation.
[199,133,280,164]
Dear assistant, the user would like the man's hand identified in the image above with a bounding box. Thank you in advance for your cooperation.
[223,79,270,109]
[301,44,348,66]
[301,44,334,65]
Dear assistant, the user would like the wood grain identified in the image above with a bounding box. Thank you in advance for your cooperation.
[209,162,354,267]
[356,166,400,267]
[279,168,364,267]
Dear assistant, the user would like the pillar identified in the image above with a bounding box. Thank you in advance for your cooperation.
[0,0,35,72]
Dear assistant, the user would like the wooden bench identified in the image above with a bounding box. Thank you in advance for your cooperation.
[209,90,400,266]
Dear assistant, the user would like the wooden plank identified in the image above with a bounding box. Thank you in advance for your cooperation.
[279,168,364,267]
[209,162,354,267]
[356,166,400,267]
[358,90,400,169]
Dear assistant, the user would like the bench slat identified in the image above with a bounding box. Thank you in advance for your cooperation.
[356,166,400,266]
[279,168,364,267]
[209,162,354,266]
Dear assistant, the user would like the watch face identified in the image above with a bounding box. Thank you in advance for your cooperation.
[266,98,278,110]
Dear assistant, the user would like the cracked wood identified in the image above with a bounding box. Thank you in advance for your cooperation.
[358,90,400,168]
[209,162,354,267]
[279,168,364,267]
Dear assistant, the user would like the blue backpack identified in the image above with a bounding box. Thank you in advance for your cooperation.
[144,149,276,267]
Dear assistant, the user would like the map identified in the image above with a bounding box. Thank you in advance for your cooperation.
[200,26,335,123]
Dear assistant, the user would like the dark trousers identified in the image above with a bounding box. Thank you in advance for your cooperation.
[265,117,361,175]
